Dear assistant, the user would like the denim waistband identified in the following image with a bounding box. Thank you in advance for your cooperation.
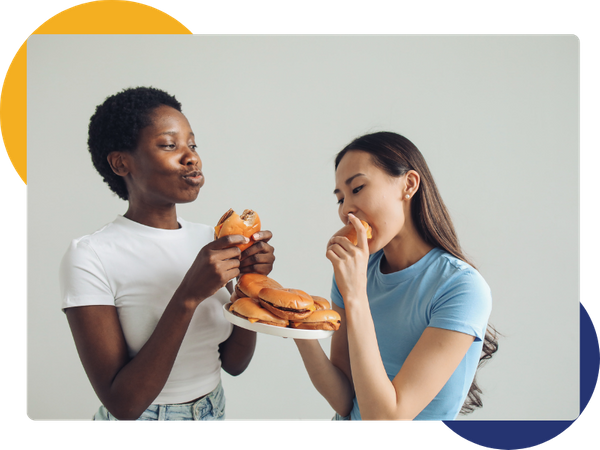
[94,380,225,421]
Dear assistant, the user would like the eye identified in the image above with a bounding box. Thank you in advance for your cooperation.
[160,144,176,150]
[352,185,364,194]
[336,197,344,205]
[189,144,198,151]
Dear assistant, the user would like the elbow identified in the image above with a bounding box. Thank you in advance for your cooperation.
[222,366,245,377]
[365,413,414,421]
[361,407,417,421]
[103,404,145,421]
[326,391,354,417]
[220,350,255,377]
[99,394,148,421]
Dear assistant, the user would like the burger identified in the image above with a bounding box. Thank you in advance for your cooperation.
[311,296,331,310]
[214,208,261,251]
[334,219,372,246]
[229,297,289,327]
[289,309,342,331]
[257,288,316,321]
[235,273,283,300]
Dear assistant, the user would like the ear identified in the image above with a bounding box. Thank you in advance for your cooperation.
[403,170,420,200]
[107,151,131,177]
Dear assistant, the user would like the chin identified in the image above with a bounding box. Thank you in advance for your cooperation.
[177,188,201,204]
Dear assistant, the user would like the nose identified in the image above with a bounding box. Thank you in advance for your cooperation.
[339,198,357,224]
[182,146,201,167]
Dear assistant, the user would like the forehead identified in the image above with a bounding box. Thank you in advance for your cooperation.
[147,105,191,131]
[335,150,375,180]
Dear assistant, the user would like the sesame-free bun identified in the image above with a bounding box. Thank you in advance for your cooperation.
[290,309,342,331]
[258,288,315,321]
[214,208,261,251]
[229,297,289,327]
[236,273,283,299]
[311,296,331,310]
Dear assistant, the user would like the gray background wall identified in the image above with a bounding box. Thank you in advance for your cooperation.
[27,35,579,420]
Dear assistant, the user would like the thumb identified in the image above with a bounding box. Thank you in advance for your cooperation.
[212,234,249,250]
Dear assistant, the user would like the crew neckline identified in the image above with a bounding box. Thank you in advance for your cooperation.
[114,214,187,238]
[375,247,443,285]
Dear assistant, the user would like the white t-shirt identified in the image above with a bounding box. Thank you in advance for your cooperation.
[59,215,233,404]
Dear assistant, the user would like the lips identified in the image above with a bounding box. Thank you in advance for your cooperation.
[182,170,203,186]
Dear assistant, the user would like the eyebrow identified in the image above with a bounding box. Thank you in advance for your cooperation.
[156,131,195,137]
[333,173,365,194]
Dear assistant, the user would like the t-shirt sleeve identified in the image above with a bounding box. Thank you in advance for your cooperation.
[428,269,492,342]
[59,239,115,312]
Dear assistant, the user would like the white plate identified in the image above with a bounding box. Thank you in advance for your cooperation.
[222,303,335,340]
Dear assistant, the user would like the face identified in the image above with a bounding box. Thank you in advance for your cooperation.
[123,105,203,206]
[334,150,408,253]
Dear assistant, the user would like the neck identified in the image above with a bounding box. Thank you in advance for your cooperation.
[380,222,434,274]
[124,202,180,230]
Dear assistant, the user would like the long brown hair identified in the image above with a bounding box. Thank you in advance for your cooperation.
[335,131,499,414]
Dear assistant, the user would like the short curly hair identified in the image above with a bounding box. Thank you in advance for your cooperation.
[87,86,182,200]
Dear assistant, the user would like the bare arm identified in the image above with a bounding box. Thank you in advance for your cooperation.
[67,299,196,420]
[66,235,248,420]
[294,303,355,416]
[345,296,474,419]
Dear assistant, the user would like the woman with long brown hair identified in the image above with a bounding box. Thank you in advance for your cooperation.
[295,131,498,420]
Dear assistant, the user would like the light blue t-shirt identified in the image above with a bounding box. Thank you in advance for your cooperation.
[331,247,492,420]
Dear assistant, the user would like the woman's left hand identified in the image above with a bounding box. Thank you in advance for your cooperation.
[326,213,369,303]
[239,230,275,275]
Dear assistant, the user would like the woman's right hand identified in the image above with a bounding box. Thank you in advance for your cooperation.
[326,213,370,305]
[176,234,249,307]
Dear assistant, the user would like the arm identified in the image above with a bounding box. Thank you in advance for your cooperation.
[294,303,355,416]
[66,234,248,420]
[218,230,275,375]
[345,296,474,419]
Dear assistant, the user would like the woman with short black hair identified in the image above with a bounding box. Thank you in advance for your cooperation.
[61,86,275,420]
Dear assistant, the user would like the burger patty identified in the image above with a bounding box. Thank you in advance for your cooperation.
[260,299,312,313]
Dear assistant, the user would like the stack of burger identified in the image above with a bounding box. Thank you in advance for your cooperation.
[215,208,342,332]
[229,273,341,331]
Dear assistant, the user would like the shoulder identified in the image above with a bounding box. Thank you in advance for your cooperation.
[429,250,490,293]
[63,221,118,259]
[426,251,492,341]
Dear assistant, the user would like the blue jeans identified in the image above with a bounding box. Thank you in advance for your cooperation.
[332,411,351,420]
[93,381,225,421]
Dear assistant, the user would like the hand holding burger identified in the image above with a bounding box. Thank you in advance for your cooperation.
[215,208,275,275]
[333,218,372,246]
[215,208,261,252]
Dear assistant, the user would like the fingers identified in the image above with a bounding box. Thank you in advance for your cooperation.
[250,230,273,243]
[347,213,368,249]
[327,236,354,255]
[240,239,273,259]
[212,234,249,250]
[240,240,275,274]
[208,230,276,275]
[240,239,274,263]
